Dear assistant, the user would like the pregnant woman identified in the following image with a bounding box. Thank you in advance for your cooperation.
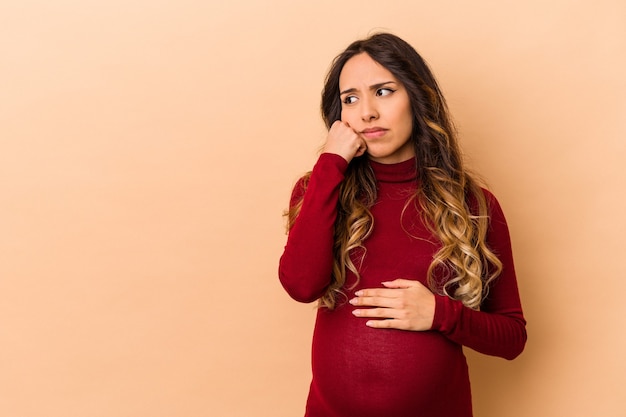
[278,32,526,417]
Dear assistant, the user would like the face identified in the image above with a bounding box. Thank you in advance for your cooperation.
[339,53,414,164]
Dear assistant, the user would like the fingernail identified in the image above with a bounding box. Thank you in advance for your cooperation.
[349,298,357,305]
[355,290,363,296]
[352,309,361,316]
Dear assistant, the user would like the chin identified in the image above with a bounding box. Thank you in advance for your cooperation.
[366,149,394,159]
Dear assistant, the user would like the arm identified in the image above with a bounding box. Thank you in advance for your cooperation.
[278,121,366,303]
[278,153,348,303]
[432,191,527,359]
[350,191,527,359]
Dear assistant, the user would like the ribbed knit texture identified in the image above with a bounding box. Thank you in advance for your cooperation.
[279,153,526,417]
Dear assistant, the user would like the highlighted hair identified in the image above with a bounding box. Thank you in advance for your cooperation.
[287,33,502,310]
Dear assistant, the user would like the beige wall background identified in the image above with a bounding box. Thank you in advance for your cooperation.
[1,1,625,416]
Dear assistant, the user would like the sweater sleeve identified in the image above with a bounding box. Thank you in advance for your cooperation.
[278,153,348,303]
[431,191,527,360]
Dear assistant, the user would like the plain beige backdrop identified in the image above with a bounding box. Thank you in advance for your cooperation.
[1,1,625,416]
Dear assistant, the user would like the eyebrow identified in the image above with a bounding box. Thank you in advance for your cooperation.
[340,81,397,96]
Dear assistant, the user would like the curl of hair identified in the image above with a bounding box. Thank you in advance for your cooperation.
[286,33,502,310]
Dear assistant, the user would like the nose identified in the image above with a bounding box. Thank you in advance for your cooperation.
[360,96,379,122]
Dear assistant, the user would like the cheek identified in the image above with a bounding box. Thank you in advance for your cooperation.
[402,108,414,133]
[340,106,356,123]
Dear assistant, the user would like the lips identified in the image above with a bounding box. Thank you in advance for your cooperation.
[360,127,388,139]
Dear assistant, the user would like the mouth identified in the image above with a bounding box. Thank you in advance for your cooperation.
[360,127,388,139]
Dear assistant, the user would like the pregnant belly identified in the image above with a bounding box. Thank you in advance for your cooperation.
[306,308,471,417]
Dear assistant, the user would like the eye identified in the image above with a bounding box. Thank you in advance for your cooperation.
[376,88,395,97]
[342,95,358,105]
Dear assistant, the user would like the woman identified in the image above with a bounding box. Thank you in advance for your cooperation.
[278,32,526,417]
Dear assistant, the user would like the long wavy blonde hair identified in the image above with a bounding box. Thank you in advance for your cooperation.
[286,33,502,310]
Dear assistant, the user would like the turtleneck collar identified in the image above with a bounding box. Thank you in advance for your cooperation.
[368,157,418,183]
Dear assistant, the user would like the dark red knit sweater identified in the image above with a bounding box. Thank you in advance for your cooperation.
[279,153,526,417]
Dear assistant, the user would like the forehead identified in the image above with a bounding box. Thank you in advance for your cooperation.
[339,53,397,89]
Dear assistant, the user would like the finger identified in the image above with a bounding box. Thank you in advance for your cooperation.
[354,288,400,298]
[365,319,408,330]
[381,279,423,289]
[354,143,366,157]
[350,295,401,308]
[352,307,401,319]
[355,141,367,157]
[334,120,354,132]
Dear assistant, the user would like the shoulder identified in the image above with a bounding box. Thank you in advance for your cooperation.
[475,188,513,245]
[480,187,501,211]
[480,188,507,222]
[466,184,494,209]
[466,186,508,225]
